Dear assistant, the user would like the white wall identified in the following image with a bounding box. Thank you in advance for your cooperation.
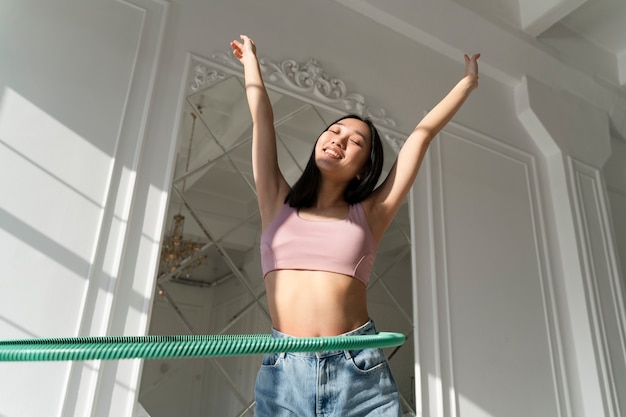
[605,136,626,287]
[0,0,169,416]
[1,0,624,416]
[604,135,626,413]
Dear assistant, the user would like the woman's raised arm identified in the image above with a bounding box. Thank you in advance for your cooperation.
[231,35,290,227]
[366,54,480,239]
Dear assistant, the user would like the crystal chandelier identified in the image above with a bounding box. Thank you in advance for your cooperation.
[159,111,207,277]
[160,213,206,275]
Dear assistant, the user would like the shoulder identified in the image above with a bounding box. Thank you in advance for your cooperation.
[359,198,376,218]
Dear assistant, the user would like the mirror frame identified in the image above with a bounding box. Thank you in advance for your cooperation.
[141,49,418,415]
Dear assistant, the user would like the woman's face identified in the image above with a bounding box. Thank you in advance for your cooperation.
[314,118,372,182]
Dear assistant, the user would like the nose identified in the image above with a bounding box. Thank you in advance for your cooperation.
[332,136,347,149]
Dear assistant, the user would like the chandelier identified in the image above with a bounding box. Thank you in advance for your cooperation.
[159,110,207,277]
[160,213,206,275]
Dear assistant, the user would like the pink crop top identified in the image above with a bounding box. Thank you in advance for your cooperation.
[260,203,378,286]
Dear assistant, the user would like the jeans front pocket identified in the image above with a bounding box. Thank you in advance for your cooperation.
[346,348,388,374]
[260,352,283,369]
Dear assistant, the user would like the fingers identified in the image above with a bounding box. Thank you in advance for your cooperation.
[462,53,480,89]
[231,35,257,61]
[230,40,243,59]
[239,34,255,48]
[233,35,256,53]
[230,34,251,51]
[463,53,480,77]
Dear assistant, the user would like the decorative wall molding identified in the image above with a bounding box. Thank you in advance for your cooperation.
[61,1,172,417]
[190,63,228,93]
[187,52,407,151]
[568,157,626,417]
[425,122,568,417]
[210,50,397,127]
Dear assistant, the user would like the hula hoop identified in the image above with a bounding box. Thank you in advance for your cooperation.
[0,332,405,362]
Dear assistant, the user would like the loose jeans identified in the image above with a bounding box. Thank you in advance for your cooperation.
[253,320,401,417]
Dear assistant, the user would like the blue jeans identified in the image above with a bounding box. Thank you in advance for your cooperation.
[253,320,401,417]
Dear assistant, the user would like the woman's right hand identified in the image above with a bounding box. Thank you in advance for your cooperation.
[230,34,257,64]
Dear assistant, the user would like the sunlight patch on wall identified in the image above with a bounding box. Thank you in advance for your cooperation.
[0,86,114,337]
[0,86,113,201]
[0,86,112,260]
[459,395,495,417]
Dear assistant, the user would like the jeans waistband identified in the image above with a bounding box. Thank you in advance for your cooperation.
[270,319,377,358]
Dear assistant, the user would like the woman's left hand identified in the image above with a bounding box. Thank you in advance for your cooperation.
[464,53,480,90]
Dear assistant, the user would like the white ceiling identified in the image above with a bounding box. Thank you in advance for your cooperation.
[462,0,626,89]
[343,0,626,90]
[329,0,626,140]
[560,0,626,54]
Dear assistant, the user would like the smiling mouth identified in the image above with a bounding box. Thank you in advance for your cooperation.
[324,148,342,159]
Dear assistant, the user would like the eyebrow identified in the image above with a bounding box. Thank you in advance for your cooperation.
[335,122,368,142]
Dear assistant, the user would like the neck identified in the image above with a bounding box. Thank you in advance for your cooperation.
[315,181,348,209]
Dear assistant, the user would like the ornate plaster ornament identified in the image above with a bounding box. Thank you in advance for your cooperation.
[190,63,227,92]
[188,51,406,148]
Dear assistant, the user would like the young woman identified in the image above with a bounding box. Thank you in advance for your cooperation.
[231,34,479,417]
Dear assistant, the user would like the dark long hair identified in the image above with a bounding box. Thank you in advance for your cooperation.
[285,114,384,208]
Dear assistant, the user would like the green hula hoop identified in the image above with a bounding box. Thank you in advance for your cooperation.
[0,332,405,362]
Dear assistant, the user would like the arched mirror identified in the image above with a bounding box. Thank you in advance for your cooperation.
[139,51,416,416]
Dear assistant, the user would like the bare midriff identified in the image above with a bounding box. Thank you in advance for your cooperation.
[265,269,369,337]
